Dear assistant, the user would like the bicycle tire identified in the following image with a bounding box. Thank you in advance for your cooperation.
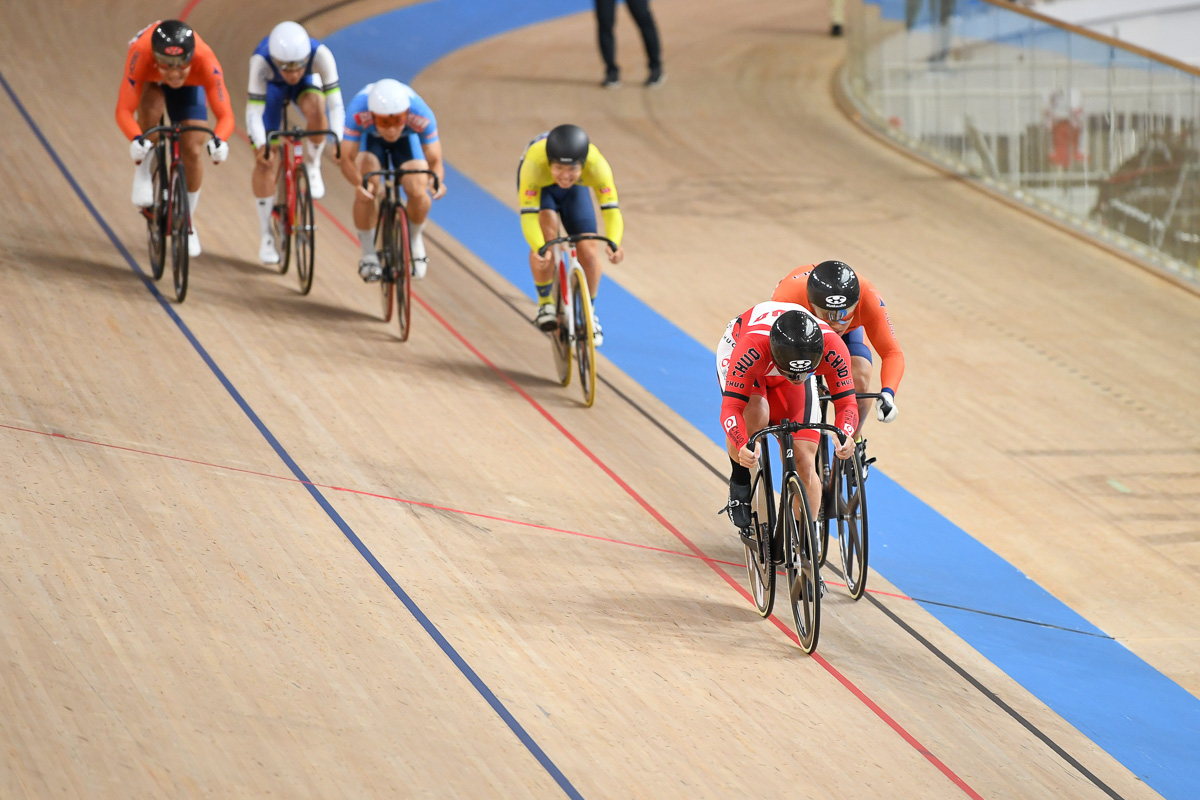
[147,143,168,281]
[273,157,292,274]
[838,450,870,600]
[395,206,412,341]
[169,162,189,303]
[377,202,396,322]
[814,431,833,567]
[784,475,821,653]
[550,256,571,387]
[294,165,315,295]
[570,265,596,407]
[745,444,776,617]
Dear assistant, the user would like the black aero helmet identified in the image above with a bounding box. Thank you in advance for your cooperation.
[152,20,196,67]
[769,311,824,381]
[545,124,590,166]
[807,260,860,320]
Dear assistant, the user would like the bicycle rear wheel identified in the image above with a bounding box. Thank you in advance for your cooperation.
[395,207,412,341]
[294,165,315,295]
[569,265,596,406]
[147,143,168,280]
[169,163,190,303]
[837,451,870,600]
[376,203,396,322]
[550,259,572,387]
[273,160,291,274]
[784,476,821,653]
[744,446,776,617]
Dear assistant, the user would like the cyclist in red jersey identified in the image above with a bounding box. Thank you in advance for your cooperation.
[116,20,234,257]
[717,302,859,534]
[772,260,903,435]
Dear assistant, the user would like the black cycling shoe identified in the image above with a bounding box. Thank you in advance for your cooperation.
[720,481,753,529]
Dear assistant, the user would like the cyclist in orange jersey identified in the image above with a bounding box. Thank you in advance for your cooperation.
[772,260,903,434]
[116,20,234,257]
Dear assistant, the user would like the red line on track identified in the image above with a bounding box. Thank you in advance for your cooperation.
[310,201,980,797]
[178,0,204,22]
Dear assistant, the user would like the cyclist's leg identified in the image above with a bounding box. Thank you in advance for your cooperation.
[253,84,286,261]
[559,184,601,297]
[531,187,564,303]
[131,85,167,207]
[294,79,328,196]
[395,133,433,275]
[716,328,765,528]
[354,142,385,276]
[165,85,209,255]
[843,327,874,437]
[767,376,822,520]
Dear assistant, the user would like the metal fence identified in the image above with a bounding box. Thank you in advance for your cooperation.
[843,0,1200,284]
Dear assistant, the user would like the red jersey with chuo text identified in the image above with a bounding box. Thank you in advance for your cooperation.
[718,301,858,450]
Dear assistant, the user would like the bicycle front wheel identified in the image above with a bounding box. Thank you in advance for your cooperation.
[784,476,821,653]
[169,163,189,303]
[147,143,168,280]
[814,432,833,567]
[550,261,571,387]
[376,204,396,322]
[273,161,291,274]
[395,207,412,341]
[294,164,315,295]
[569,265,596,407]
[838,451,870,600]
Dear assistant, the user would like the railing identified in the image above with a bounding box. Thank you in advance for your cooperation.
[843,0,1200,285]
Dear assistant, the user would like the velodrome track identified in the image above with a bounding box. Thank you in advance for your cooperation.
[1,0,1198,797]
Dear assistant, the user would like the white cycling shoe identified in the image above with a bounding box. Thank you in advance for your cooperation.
[305,162,325,200]
[131,165,153,207]
[591,313,603,347]
[188,228,201,257]
[535,304,557,332]
[259,234,280,265]
[358,254,382,282]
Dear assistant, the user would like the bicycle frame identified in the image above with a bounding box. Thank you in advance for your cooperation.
[266,125,340,235]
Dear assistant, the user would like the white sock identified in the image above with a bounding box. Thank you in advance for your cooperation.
[410,221,426,258]
[305,138,326,165]
[255,197,273,237]
[187,189,200,214]
[357,228,375,257]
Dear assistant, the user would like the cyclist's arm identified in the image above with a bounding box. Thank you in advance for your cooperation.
[312,45,345,140]
[421,139,445,186]
[115,45,146,140]
[245,53,271,148]
[194,47,235,140]
[862,295,905,395]
[583,148,623,246]
[517,156,547,250]
[818,332,860,437]
[338,138,362,185]
[720,336,768,451]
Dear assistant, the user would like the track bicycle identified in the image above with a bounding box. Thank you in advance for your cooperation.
[140,123,217,302]
[535,234,615,408]
[361,167,440,341]
[266,116,340,295]
[739,419,849,653]
[814,388,883,601]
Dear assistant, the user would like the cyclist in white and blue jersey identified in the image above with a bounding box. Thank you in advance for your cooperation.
[246,21,345,264]
[338,79,446,281]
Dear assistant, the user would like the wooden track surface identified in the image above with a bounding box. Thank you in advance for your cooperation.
[0,0,1195,796]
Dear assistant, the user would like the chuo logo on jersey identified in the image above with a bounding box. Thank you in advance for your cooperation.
[723,415,737,431]
[825,294,849,308]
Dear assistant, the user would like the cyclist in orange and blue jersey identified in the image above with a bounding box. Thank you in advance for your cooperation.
[518,124,624,345]
[772,260,904,436]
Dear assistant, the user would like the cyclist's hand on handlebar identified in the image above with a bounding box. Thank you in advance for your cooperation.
[130,138,153,164]
[254,144,273,164]
[834,434,855,461]
[206,138,229,164]
[431,179,446,200]
[607,245,625,265]
[877,389,898,423]
[535,248,554,268]
[736,443,759,469]
[356,183,375,202]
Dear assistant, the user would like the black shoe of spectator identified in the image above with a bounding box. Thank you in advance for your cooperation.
[602,69,621,89]
[831,23,844,37]
[645,67,665,88]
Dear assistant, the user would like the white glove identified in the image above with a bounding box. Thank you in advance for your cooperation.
[877,389,898,423]
[129,138,153,163]
[206,138,229,163]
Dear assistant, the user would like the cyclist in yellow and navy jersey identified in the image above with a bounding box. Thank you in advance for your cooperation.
[518,124,624,345]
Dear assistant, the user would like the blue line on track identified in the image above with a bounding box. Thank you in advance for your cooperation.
[327,3,1200,797]
[0,66,584,800]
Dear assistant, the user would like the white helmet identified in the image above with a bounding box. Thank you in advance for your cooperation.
[268,21,311,66]
[367,79,411,116]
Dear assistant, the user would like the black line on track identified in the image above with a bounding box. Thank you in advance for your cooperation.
[428,233,1126,799]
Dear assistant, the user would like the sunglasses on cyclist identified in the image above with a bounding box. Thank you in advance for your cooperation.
[813,304,857,324]
[273,59,307,72]
[373,113,407,130]
[154,53,192,69]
